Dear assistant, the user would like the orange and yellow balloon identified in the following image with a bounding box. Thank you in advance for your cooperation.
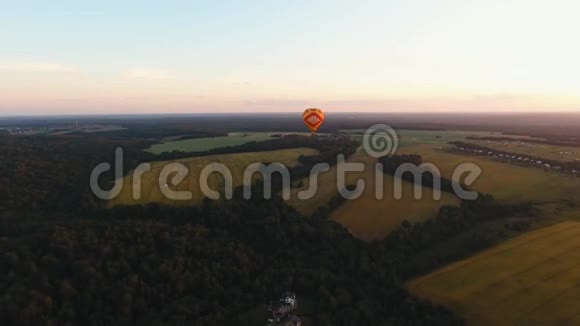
[302,108,324,134]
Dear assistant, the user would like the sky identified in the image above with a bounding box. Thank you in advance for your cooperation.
[1,0,579,115]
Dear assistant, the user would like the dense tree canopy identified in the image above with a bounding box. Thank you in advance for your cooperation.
[0,133,534,325]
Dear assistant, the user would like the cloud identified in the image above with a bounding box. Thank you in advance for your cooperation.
[0,62,79,73]
[125,67,173,81]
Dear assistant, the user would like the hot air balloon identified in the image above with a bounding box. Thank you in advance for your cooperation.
[302,108,324,134]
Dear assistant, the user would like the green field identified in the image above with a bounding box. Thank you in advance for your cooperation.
[397,130,503,147]
[341,129,502,148]
[287,152,460,241]
[146,132,313,154]
[113,147,318,206]
[398,143,580,204]
[407,221,580,326]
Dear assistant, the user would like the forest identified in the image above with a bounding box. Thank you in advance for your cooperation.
[0,127,535,325]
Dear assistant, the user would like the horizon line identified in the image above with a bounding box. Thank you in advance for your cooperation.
[1,110,580,118]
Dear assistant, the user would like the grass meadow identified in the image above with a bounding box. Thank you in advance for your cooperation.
[146,132,313,154]
[112,148,318,206]
[398,143,580,204]
[287,152,460,241]
[407,221,580,326]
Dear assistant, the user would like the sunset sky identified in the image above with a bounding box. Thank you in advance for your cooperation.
[1,0,579,115]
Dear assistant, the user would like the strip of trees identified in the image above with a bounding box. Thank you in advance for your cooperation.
[378,154,458,194]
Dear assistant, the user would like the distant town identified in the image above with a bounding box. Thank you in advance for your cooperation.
[443,142,580,176]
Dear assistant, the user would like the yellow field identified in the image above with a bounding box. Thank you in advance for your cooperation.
[407,221,580,326]
[399,144,580,204]
[287,153,460,241]
[112,148,318,206]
